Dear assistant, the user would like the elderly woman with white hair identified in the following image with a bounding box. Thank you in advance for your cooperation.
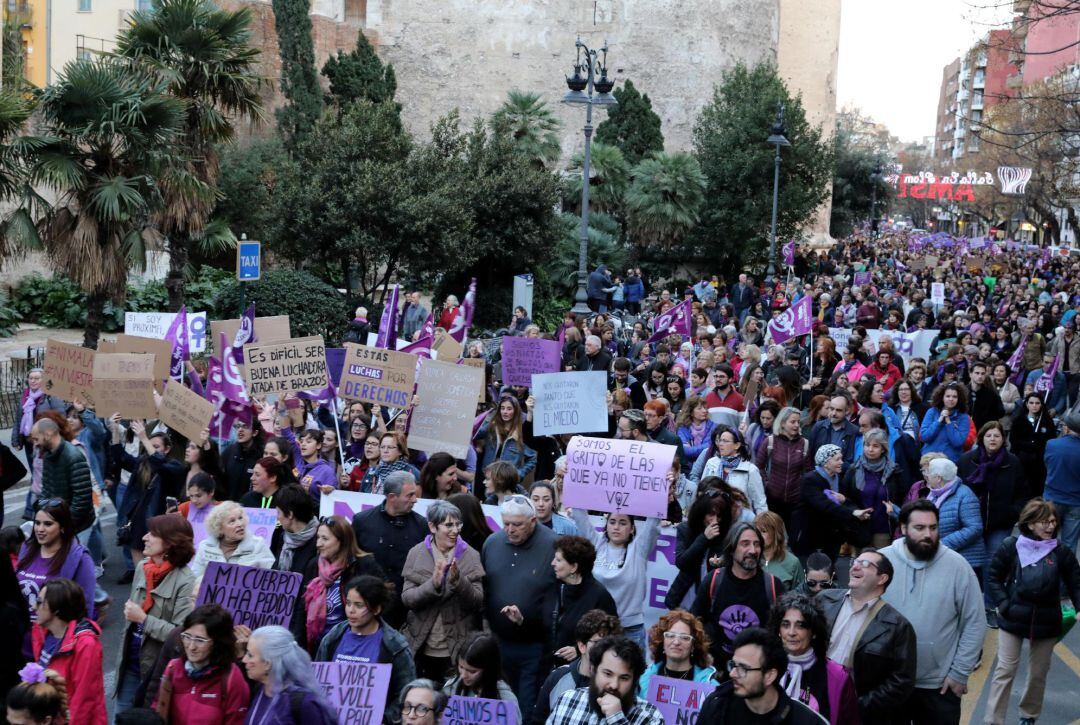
[401,500,485,683]
[189,501,275,577]
[243,625,339,723]
[925,457,986,575]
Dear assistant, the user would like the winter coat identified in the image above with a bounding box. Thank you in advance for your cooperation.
[352,503,427,603]
[30,619,107,725]
[677,421,718,468]
[115,447,186,549]
[41,439,94,532]
[189,531,276,578]
[968,385,1005,430]
[116,565,196,690]
[816,589,915,724]
[754,434,812,506]
[700,458,768,514]
[624,276,645,303]
[698,681,826,725]
[637,661,717,699]
[988,536,1080,640]
[919,408,971,461]
[218,439,263,503]
[587,267,610,302]
[1050,333,1080,374]
[807,419,859,471]
[664,521,725,610]
[400,537,485,662]
[936,482,986,569]
[155,659,248,725]
[793,470,857,559]
[541,575,618,664]
[315,620,416,724]
[957,449,1025,532]
[474,425,537,481]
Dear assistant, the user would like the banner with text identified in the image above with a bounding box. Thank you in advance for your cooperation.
[340,343,417,408]
[311,662,391,725]
[562,436,675,518]
[158,380,215,441]
[125,311,208,354]
[114,334,172,393]
[196,561,301,628]
[409,359,483,458]
[532,371,608,435]
[43,339,96,405]
[500,337,560,387]
[646,676,716,725]
[243,336,328,396]
[444,696,519,725]
[827,328,940,363]
[91,353,157,419]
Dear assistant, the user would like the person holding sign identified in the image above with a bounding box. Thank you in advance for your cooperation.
[154,604,249,724]
[474,397,537,482]
[400,501,485,685]
[243,625,338,725]
[440,632,521,720]
[315,575,416,724]
[637,610,717,698]
[111,419,185,563]
[189,502,275,578]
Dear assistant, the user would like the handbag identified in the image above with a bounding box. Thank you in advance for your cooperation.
[1062,603,1077,642]
[0,441,28,492]
[116,522,133,546]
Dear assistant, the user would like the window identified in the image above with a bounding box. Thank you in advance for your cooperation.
[78,0,90,10]
[77,48,91,61]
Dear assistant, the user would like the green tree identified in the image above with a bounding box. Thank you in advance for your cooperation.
[215,137,285,243]
[2,18,28,90]
[595,79,664,165]
[626,151,706,256]
[491,90,562,169]
[830,123,889,238]
[115,0,265,311]
[563,141,630,215]
[0,89,40,260]
[30,60,185,348]
[322,31,397,110]
[272,0,322,153]
[692,62,833,272]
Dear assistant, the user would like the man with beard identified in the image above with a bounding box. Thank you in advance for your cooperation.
[697,628,825,724]
[547,636,663,725]
[691,522,785,672]
[880,499,985,724]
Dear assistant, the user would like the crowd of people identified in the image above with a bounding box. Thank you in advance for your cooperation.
[2,229,1080,725]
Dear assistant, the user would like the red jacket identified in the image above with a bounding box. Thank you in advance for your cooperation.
[31,619,107,725]
[156,659,249,725]
[438,306,459,330]
[705,387,745,412]
[865,362,902,393]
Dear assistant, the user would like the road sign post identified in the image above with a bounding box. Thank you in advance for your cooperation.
[237,237,261,317]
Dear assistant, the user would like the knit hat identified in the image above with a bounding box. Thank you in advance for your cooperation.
[815,444,843,467]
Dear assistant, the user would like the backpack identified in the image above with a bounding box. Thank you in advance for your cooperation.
[707,567,779,609]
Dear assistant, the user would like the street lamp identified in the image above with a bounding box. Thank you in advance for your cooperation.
[870,162,883,236]
[563,38,617,314]
[766,103,791,287]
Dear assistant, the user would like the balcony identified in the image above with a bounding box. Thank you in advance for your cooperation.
[972,94,984,110]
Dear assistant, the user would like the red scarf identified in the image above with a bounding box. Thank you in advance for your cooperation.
[141,559,174,612]
[303,557,345,649]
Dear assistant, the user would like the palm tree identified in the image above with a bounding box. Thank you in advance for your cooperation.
[491,90,562,169]
[114,0,265,311]
[0,88,43,260]
[31,59,185,348]
[563,141,629,215]
[626,151,706,251]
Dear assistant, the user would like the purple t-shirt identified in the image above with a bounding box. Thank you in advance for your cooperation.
[16,555,51,623]
[333,629,382,663]
[325,579,344,631]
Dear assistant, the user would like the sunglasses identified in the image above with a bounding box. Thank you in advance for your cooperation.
[806,579,831,589]
[34,498,65,512]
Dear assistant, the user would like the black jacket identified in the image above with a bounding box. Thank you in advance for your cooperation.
[957,449,1026,532]
[541,576,617,667]
[698,681,825,724]
[664,521,724,609]
[807,419,859,471]
[352,503,428,625]
[114,447,186,548]
[793,470,856,558]
[301,554,386,650]
[817,588,916,723]
[840,462,905,545]
[968,384,1005,430]
[220,439,264,502]
[272,526,320,644]
[988,536,1080,640]
[575,349,612,374]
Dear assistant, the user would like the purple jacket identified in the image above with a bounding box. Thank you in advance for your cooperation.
[825,659,861,725]
[245,686,331,725]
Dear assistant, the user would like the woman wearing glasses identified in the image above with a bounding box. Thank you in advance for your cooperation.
[400,501,485,684]
[637,610,717,697]
[398,679,448,725]
[16,500,97,629]
[767,592,860,725]
[155,604,248,724]
[243,625,337,724]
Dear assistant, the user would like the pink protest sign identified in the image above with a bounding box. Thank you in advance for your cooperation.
[444,695,519,725]
[646,676,716,724]
[311,661,391,725]
[562,436,675,518]
[500,336,561,387]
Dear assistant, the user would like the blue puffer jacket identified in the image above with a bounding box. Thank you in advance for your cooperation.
[919,408,970,461]
[936,481,985,570]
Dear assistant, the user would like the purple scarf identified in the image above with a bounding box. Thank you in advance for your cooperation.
[688,421,709,447]
[20,389,43,437]
[965,445,1007,490]
[927,478,961,508]
[1016,535,1058,568]
[424,534,468,560]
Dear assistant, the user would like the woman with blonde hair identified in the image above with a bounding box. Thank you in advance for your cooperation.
[189,501,274,577]
[754,511,806,590]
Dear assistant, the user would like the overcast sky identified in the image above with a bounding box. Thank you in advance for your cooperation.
[836,0,1013,142]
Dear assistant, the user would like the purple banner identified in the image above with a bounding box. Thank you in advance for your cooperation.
[376,284,399,350]
[562,436,675,518]
[326,347,346,388]
[444,696,519,725]
[195,561,301,628]
[853,271,871,285]
[646,676,716,725]
[766,295,812,345]
[311,662,391,725]
[500,337,561,387]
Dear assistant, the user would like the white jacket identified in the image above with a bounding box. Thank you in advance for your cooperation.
[190,532,276,577]
[700,457,769,514]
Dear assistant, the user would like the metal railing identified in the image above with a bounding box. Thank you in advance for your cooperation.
[0,346,44,428]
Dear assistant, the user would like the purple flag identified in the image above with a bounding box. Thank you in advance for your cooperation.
[767,295,813,344]
[1007,335,1028,385]
[782,240,795,267]
[231,303,257,359]
[1035,352,1061,393]
[219,333,251,406]
[164,305,189,381]
[448,278,476,343]
[402,335,434,360]
[376,284,399,349]
[647,299,693,344]
[853,271,871,286]
[206,355,251,434]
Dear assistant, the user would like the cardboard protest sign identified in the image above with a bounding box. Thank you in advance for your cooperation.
[432,327,463,361]
[444,696,519,725]
[562,436,675,518]
[909,258,926,271]
[532,371,607,435]
[311,662,392,725]
[210,315,291,350]
[97,340,117,353]
[409,359,484,458]
[125,311,208,353]
[158,380,214,442]
[340,344,417,408]
[42,339,96,404]
[500,337,560,387]
[196,561,301,628]
[91,353,157,419]
[925,254,939,268]
[243,336,328,396]
[645,676,716,725]
[114,334,171,392]
[931,282,946,305]
[243,507,279,544]
[460,358,487,405]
